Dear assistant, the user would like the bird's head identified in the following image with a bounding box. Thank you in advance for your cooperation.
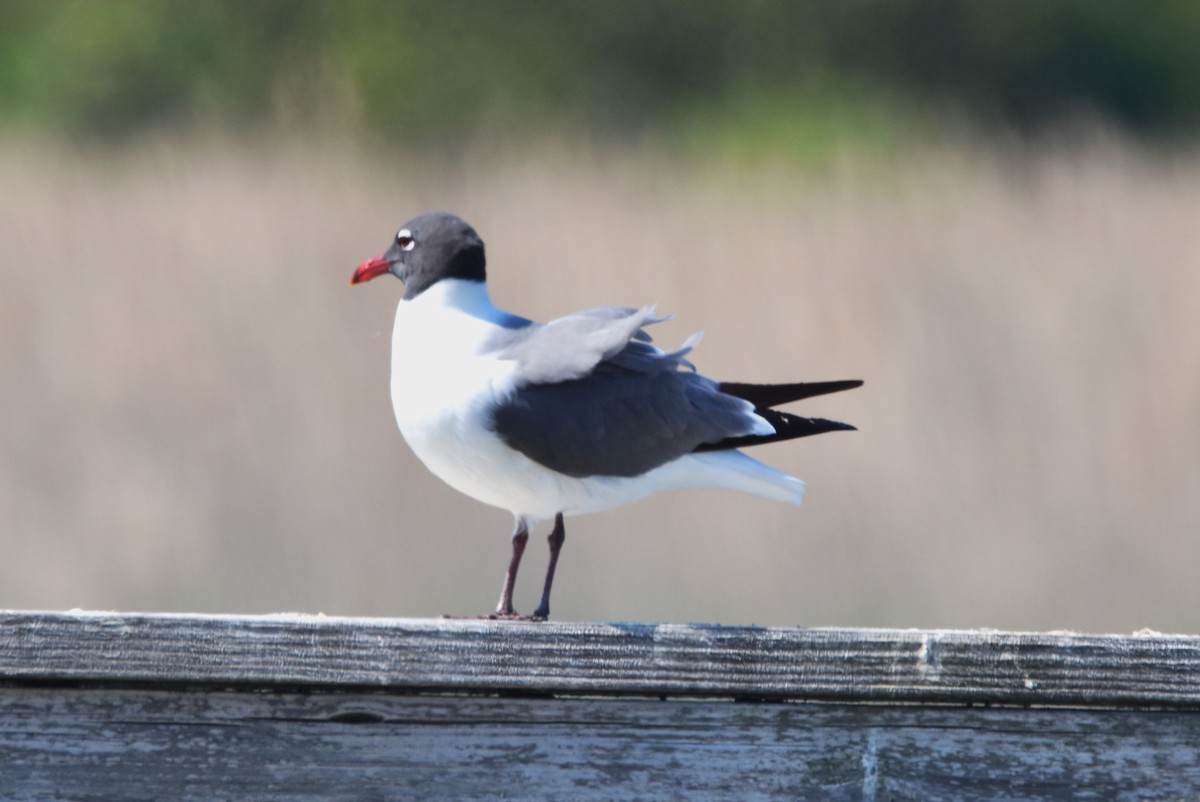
[351,211,486,300]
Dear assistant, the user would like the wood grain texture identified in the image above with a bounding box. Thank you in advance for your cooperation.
[3,612,1200,800]
[2,687,1198,802]
[1,611,1199,706]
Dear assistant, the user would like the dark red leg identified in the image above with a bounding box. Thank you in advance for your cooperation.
[530,513,565,621]
[492,518,529,618]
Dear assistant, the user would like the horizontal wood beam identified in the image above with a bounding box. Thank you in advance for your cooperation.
[2,611,1198,708]
[4,685,1199,801]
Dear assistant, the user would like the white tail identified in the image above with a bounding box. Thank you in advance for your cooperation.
[684,450,806,506]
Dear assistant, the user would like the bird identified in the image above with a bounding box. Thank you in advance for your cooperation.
[351,211,861,620]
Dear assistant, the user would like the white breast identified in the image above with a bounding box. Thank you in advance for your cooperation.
[389,283,512,428]
[387,280,558,516]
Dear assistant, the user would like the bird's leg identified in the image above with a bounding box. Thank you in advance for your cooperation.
[530,513,566,621]
[493,517,529,618]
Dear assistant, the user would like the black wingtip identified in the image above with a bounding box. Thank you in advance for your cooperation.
[718,379,863,408]
[693,411,858,453]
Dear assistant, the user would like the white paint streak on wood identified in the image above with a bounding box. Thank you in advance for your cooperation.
[916,630,942,682]
[861,727,881,801]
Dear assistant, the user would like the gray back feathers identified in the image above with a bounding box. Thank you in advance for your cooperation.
[486,307,765,478]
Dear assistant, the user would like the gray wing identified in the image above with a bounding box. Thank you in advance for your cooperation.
[486,307,765,478]
[483,305,678,385]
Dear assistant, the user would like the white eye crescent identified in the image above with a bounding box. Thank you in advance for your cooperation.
[396,228,415,251]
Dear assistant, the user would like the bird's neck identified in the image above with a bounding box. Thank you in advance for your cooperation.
[407,278,499,320]
[403,278,533,332]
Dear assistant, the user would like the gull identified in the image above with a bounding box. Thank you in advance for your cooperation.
[352,211,860,620]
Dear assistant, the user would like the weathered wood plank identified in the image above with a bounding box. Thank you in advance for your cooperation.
[3,612,1199,800]
[2,611,1199,706]
[2,686,1198,802]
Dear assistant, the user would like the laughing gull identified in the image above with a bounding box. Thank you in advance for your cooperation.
[352,211,861,620]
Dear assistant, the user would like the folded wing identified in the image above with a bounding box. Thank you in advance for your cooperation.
[485,307,860,479]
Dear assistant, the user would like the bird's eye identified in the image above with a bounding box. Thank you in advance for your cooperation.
[396,229,415,251]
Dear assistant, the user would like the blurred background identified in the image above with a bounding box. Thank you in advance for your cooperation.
[2,0,1198,632]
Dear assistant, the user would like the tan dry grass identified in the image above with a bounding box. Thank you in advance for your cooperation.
[2,134,1198,631]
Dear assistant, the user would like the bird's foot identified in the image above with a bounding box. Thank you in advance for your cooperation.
[488,611,548,622]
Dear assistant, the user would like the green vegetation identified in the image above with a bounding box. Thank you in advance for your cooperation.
[3,0,1200,157]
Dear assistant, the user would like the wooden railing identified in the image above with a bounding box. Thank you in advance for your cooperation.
[2,611,1198,800]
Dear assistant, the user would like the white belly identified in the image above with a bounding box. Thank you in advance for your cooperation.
[390,349,664,520]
